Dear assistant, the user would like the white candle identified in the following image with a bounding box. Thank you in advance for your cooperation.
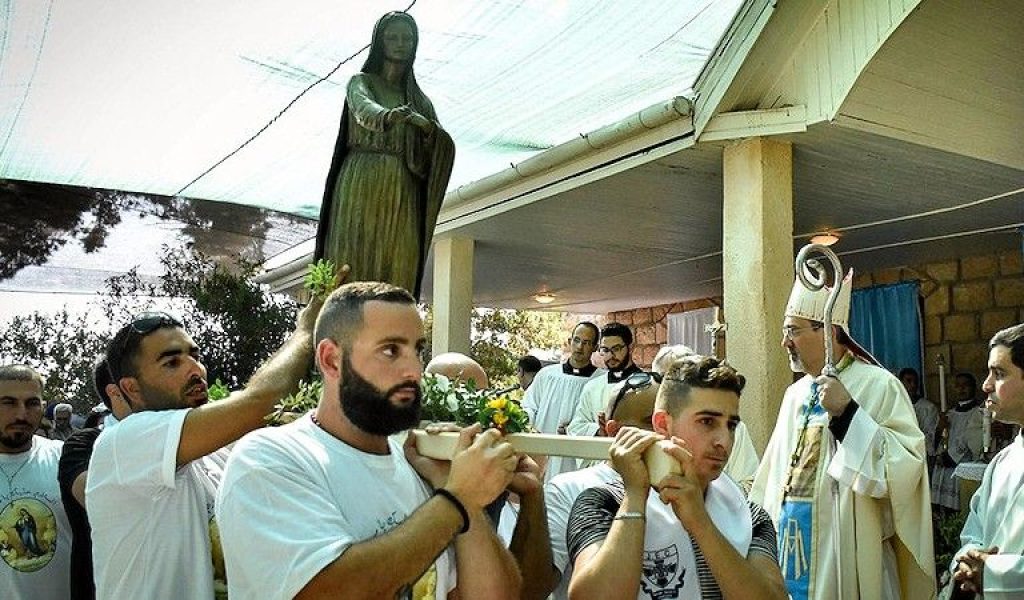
[937,356,947,413]
[983,407,992,455]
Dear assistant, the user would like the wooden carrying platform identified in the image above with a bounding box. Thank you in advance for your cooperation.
[412,430,680,486]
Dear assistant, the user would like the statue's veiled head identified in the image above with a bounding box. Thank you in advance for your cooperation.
[364,12,419,74]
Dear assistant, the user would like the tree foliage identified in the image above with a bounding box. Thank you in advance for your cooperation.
[1,244,298,415]
[0,311,109,413]
[100,244,298,389]
[2,242,564,417]
[421,305,564,389]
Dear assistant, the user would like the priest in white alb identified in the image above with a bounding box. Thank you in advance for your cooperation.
[567,322,641,439]
[949,323,1024,599]
[521,322,605,481]
[750,271,935,600]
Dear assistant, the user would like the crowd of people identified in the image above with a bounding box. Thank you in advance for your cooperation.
[1,271,1022,599]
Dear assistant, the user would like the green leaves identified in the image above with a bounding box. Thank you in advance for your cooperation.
[1,243,299,416]
[304,259,338,300]
[207,379,231,402]
[420,372,530,433]
[475,395,529,434]
[266,379,323,425]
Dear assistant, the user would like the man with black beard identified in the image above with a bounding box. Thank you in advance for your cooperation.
[216,282,523,600]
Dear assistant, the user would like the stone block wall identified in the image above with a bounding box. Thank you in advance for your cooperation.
[591,249,1020,387]
[852,249,1023,403]
[586,250,1020,384]
[605,298,722,369]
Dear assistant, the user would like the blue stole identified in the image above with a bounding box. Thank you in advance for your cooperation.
[778,386,828,600]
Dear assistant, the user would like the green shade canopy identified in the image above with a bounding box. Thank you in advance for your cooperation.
[0,0,741,218]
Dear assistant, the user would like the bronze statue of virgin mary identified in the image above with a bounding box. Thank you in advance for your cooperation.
[314,11,455,298]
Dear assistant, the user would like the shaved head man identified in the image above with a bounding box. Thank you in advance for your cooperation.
[426,353,489,389]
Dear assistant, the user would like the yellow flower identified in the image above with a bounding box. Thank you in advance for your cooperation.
[487,397,508,411]
[493,411,509,427]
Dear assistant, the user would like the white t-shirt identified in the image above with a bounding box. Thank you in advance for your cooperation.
[86,409,228,599]
[545,462,620,600]
[216,415,457,600]
[0,436,72,600]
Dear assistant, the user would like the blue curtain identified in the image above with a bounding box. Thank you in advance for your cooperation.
[849,281,922,377]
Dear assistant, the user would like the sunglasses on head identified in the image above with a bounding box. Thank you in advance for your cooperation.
[607,371,662,420]
[108,311,184,382]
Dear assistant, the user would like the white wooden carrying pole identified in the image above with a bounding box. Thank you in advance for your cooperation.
[413,431,681,486]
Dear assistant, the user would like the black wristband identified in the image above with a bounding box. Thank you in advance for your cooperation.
[828,398,859,442]
[434,488,470,534]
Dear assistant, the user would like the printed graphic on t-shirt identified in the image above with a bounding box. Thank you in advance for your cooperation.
[409,564,438,600]
[0,498,57,572]
[640,543,685,599]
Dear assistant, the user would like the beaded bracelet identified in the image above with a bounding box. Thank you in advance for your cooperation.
[613,511,646,521]
[434,488,470,534]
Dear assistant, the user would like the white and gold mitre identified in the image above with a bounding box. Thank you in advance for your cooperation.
[785,268,854,330]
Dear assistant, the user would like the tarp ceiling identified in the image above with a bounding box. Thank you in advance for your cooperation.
[0,0,742,218]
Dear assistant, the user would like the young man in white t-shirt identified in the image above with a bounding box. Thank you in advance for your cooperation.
[86,280,332,599]
[511,373,660,600]
[216,281,524,599]
[0,364,72,600]
[566,355,787,600]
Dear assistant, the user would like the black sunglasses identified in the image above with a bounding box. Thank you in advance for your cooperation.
[108,311,183,382]
[607,371,662,420]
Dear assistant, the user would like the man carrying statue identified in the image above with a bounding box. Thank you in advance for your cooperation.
[750,268,935,600]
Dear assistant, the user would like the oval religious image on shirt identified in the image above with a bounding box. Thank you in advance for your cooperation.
[0,498,57,572]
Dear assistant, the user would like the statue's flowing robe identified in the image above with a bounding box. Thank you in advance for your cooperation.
[315,72,454,298]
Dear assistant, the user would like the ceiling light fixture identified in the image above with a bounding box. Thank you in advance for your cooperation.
[533,293,556,304]
[810,231,841,246]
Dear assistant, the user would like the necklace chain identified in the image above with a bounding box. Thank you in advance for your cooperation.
[0,454,32,489]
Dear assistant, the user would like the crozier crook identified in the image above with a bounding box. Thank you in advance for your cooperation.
[795,243,847,600]
[795,243,844,378]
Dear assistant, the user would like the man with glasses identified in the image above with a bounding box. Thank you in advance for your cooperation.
[86,291,330,599]
[512,367,662,599]
[568,322,642,440]
[750,273,934,600]
[522,321,604,482]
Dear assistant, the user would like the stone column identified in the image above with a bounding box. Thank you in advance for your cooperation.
[431,236,474,355]
[722,137,794,453]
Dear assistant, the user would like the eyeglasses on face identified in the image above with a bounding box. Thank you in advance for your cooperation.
[781,324,822,340]
[608,371,662,419]
[598,343,627,355]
